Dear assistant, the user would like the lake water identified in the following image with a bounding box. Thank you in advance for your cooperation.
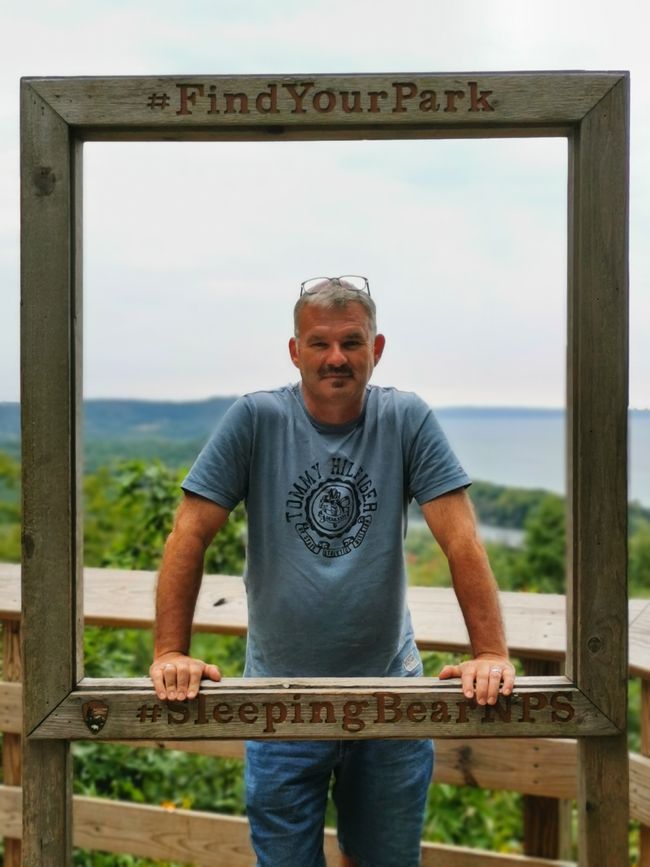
[435,410,650,507]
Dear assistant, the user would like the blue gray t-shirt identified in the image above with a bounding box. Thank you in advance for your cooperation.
[182,383,470,678]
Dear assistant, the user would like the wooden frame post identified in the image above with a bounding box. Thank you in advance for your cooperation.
[566,74,630,865]
[20,71,629,867]
[21,81,84,866]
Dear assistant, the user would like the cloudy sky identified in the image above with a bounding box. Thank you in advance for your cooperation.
[1,1,648,408]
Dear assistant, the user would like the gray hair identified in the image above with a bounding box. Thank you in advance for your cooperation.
[293,279,377,338]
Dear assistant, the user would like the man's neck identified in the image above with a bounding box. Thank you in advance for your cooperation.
[300,385,365,426]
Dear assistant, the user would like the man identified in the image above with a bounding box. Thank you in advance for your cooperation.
[150,276,514,867]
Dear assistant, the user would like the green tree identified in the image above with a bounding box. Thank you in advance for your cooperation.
[0,449,20,489]
[629,520,650,597]
[84,458,246,575]
[0,450,20,561]
[469,480,551,529]
[512,494,565,593]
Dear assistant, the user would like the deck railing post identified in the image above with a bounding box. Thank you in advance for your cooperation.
[521,657,572,860]
[2,617,22,866]
[640,678,650,867]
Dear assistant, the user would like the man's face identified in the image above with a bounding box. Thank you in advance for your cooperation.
[289,301,385,416]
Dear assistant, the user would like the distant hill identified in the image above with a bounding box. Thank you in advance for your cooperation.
[0,396,238,442]
[1,398,649,506]
[1,399,647,444]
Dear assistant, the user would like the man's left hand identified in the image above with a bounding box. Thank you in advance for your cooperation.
[438,654,515,706]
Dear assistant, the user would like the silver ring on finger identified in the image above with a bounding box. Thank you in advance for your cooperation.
[490,667,502,675]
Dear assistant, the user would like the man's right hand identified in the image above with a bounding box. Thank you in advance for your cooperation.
[149,651,221,701]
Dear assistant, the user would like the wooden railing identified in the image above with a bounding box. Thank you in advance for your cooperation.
[2,563,649,866]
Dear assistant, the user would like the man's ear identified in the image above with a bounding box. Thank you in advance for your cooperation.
[373,334,386,365]
[288,336,300,368]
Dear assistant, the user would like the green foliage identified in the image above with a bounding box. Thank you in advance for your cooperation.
[423,784,523,853]
[480,541,522,591]
[89,459,186,570]
[74,852,182,867]
[84,626,155,678]
[0,438,20,463]
[629,500,650,534]
[420,650,465,676]
[0,449,20,489]
[628,676,642,753]
[508,494,566,593]
[469,478,650,534]
[83,624,247,681]
[84,458,246,576]
[629,520,650,597]
[0,520,20,561]
[404,525,452,587]
[0,450,20,560]
[73,742,245,814]
[190,632,247,678]
[405,493,568,595]
[83,438,204,474]
[468,480,551,528]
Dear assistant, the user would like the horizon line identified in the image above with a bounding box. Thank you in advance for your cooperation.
[1,397,649,412]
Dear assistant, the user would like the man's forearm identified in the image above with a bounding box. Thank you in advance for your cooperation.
[447,537,509,659]
[150,494,229,700]
[154,526,207,658]
[421,491,513,703]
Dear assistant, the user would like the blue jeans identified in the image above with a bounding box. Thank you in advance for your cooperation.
[245,737,434,867]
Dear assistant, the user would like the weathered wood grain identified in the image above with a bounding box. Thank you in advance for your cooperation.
[438,738,577,800]
[26,73,624,140]
[640,680,650,865]
[578,735,629,866]
[566,74,630,867]
[3,565,648,674]
[20,82,82,729]
[21,78,81,867]
[0,784,578,866]
[566,75,629,729]
[631,603,650,677]
[631,752,650,828]
[0,681,21,733]
[117,735,580,797]
[0,565,19,621]
[521,659,571,860]
[0,785,21,839]
[22,741,72,866]
[30,676,616,740]
[2,619,21,866]
[420,843,575,867]
[5,678,648,823]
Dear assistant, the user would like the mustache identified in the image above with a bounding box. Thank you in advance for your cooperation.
[319,365,353,378]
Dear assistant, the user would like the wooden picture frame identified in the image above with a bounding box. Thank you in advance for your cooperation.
[20,72,629,865]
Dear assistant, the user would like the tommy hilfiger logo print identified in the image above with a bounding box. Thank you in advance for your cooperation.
[285,456,377,558]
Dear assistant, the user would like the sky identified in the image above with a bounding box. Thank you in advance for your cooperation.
[1,0,648,409]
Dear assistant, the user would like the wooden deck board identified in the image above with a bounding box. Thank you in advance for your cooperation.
[0,784,575,866]
[2,564,648,675]
[1,670,648,823]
